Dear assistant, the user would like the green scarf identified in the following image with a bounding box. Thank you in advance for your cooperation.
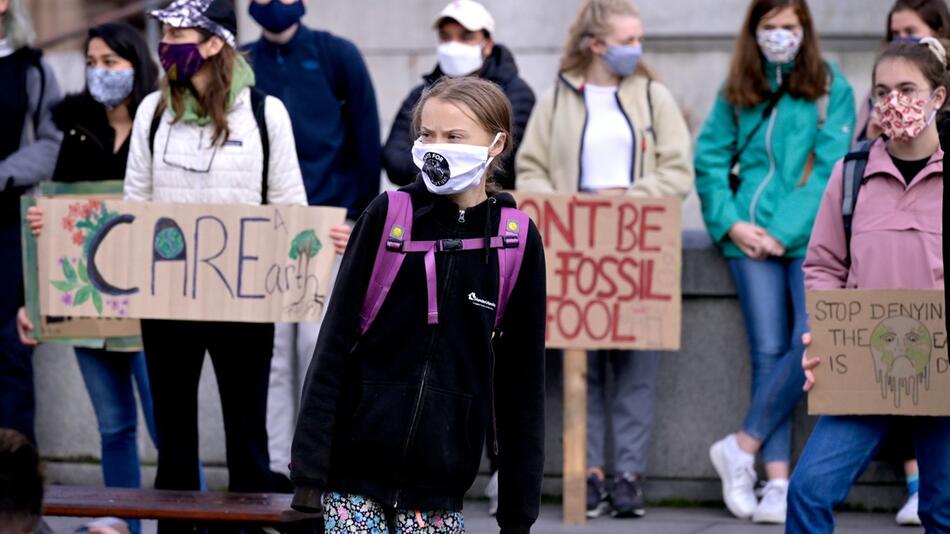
[169,54,256,126]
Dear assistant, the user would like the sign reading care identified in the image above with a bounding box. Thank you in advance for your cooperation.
[514,193,682,350]
[807,289,950,416]
[35,198,346,323]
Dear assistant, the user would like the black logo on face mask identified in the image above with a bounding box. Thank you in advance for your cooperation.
[423,152,451,187]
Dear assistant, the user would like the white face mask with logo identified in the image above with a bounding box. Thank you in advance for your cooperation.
[437,41,485,77]
[412,133,502,195]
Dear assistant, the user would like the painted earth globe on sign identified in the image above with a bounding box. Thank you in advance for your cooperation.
[869,316,932,408]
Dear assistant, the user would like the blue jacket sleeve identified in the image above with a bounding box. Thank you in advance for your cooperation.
[767,68,855,250]
[694,92,742,242]
[336,38,382,219]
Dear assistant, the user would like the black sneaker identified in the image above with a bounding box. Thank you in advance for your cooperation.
[586,473,611,518]
[612,472,646,518]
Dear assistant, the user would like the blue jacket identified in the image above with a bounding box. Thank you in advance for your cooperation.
[245,26,381,219]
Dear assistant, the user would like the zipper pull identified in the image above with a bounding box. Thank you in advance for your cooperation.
[458,209,466,223]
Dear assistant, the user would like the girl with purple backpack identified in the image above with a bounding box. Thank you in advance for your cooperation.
[290,76,546,534]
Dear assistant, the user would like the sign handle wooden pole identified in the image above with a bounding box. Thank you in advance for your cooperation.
[562,349,587,524]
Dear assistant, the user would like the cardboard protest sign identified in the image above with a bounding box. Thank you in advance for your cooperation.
[807,289,949,416]
[34,197,345,323]
[514,193,682,350]
[21,182,142,350]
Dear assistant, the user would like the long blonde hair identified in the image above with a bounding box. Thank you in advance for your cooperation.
[1,0,35,49]
[560,0,653,78]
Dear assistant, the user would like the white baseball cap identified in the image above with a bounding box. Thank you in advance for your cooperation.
[434,0,496,35]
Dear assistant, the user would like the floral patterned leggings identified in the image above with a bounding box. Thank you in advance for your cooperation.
[322,492,465,534]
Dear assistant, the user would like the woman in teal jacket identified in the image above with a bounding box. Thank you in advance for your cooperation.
[695,0,854,525]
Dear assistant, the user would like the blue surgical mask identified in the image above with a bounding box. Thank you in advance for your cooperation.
[603,44,642,77]
[892,35,923,44]
[86,67,134,109]
[249,1,306,34]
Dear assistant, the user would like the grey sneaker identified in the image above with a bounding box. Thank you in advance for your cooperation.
[586,474,611,518]
[612,472,646,518]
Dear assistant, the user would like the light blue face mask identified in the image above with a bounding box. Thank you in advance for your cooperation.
[86,67,135,109]
[603,43,642,77]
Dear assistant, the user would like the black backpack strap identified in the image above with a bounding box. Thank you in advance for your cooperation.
[841,139,873,264]
[29,50,46,131]
[250,87,270,205]
[148,97,166,157]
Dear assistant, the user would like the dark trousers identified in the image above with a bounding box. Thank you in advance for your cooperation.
[0,220,35,443]
[141,319,275,496]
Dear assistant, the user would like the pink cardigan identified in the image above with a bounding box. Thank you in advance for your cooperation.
[803,138,943,291]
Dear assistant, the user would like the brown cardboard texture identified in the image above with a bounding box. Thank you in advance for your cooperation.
[37,198,345,323]
[807,289,949,416]
[513,193,682,351]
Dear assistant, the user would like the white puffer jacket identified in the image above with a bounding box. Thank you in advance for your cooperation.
[124,88,307,206]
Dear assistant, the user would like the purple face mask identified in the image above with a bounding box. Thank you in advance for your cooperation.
[159,42,206,84]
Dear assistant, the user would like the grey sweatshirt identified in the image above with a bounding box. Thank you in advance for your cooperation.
[0,53,62,190]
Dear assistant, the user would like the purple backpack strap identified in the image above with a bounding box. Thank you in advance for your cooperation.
[494,207,530,330]
[358,191,414,335]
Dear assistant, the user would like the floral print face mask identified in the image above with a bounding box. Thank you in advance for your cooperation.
[874,89,938,141]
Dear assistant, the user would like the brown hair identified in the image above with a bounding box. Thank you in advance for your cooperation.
[874,38,950,113]
[160,31,235,146]
[725,0,827,107]
[559,0,655,79]
[0,429,44,534]
[411,77,512,191]
[885,0,950,42]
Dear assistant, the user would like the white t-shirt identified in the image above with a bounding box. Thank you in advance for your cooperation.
[580,84,634,191]
[0,39,14,58]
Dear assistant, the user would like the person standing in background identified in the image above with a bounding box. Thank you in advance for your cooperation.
[857,0,950,143]
[383,0,535,190]
[695,0,854,524]
[0,0,62,446]
[243,0,379,489]
[517,0,693,519]
[15,23,158,534]
[124,1,307,527]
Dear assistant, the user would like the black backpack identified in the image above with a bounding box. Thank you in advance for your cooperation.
[840,139,874,265]
[147,87,271,204]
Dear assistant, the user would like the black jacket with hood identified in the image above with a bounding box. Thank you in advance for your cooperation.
[290,179,546,534]
[383,44,536,190]
[50,93,130,183]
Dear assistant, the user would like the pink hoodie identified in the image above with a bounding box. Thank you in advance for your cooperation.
[804,138,943,291]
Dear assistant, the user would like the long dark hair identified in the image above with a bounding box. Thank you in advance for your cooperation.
[885,0,950,42]
[725,0,827,107]
[86,22,159,116]
[161,29,237,146]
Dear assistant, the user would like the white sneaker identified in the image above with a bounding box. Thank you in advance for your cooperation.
[485,471,499,516]
[752,479,788,524]
[896,492,921,526]
[709,434,758,519]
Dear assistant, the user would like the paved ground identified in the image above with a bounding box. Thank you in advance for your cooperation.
[45,500,921,534]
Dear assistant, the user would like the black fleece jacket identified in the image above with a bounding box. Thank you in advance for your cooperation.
[290,179,546,533]
[383,44,536,190]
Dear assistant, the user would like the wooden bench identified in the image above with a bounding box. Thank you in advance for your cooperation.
[43,485,321,527]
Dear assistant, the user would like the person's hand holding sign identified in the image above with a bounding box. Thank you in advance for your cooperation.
[329,224,351,255]
[801,332,820,391]
[26,205,44,236]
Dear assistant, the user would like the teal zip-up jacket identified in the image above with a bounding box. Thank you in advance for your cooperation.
[695,61,855,258]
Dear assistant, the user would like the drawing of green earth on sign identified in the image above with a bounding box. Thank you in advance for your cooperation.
[869,316,932,408]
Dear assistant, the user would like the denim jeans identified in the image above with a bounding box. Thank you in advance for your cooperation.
[728,257,808,464]
[787,416,950,533]
[0,221,35,443]
[75,348,158,534]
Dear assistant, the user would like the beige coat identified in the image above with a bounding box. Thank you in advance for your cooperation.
[515,71,693,197]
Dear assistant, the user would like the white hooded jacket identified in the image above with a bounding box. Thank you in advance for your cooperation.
[124,88,306,206]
